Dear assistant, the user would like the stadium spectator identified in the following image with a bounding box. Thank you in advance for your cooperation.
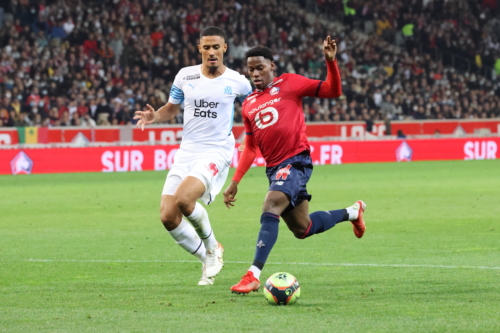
[0,107,13,126]
[0,0,499,131]
[84,114,96,127]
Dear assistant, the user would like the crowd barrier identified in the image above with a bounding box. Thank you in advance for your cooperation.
[1,137,498,175]
[1,120,499,145]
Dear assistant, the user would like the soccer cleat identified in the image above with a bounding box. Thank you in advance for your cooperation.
[351,200,366,238]
[205,242,224,278]
[198,263,215,286]
[230,271,260,294]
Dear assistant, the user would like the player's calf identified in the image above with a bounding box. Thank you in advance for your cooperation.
[297,209,349,239]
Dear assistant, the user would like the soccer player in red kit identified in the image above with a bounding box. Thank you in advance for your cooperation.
[223,37,367,294]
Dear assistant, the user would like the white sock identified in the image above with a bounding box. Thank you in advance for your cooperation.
[186,202,218,250]
[168,219,206,262]
[249,265,261,280]
[346,204,359,221]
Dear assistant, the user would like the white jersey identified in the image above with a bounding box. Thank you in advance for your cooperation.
[169,65,252,161]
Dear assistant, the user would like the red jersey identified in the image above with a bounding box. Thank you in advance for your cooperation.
[241,60,341,167]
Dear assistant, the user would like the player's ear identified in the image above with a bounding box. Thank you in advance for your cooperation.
[198,44,201,53]
[270,61,276,71]
[223,43,228,53]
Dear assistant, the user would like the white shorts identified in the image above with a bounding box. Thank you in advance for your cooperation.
[161,150,231,205]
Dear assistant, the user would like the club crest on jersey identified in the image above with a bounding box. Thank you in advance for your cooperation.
[208,162,219,176]
[270,87,280,96]
[224,86,233,95]
[275,164,292,180]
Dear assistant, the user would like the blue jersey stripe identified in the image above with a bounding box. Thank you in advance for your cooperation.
[170,97,184,104]
[228,104,235,135]
[314,81,323,97]
[170,85,184,100]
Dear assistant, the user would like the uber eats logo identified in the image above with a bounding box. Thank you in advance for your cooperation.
[194,99,219,118]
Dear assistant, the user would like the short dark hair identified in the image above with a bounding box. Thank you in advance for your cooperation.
[200,26,226,40]
[245,46,274,61]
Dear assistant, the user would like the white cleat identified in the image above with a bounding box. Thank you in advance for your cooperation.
[205,242,224,278]
[198,263,215,286]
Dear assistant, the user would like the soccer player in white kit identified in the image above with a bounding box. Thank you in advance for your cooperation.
[134,27,252,285]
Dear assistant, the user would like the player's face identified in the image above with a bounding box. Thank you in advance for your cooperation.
[247,56,275,90]
[198,36,227,72]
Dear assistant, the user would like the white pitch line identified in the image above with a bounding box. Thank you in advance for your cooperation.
[10,259,500,270]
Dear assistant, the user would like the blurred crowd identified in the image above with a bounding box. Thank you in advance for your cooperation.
[342,0,500,74]
[0,0,499,129]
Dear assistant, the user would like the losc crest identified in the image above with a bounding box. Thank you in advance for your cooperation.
[395,141,413,162]
[10,151,33,175]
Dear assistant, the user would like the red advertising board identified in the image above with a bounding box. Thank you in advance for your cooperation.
[0,128,119,144]
[0,129,19,145]
[1,120,500,145]
[46,128,120,143]
[131,120,500,143]
[1,138,498,175]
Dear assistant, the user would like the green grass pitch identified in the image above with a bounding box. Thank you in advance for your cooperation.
[1,160,499,332]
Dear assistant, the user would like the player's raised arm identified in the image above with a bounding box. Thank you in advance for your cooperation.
[316,35,342,98]
[323,35,337,61]
[288,36,342,99]
[223,134,257,209]
[133,102,180,130]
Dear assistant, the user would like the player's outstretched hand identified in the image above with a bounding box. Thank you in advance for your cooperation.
[133,104,156,131]
[223,181,239,209]
[238,139,245,152]
[323,35,337,61]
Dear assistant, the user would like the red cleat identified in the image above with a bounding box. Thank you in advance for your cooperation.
[231,271,260,294]
[351,200,366,238]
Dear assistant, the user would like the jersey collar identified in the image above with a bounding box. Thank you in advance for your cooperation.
[256,77,279,92]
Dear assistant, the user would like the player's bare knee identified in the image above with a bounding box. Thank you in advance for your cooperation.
[174,195,195,216]
[262,199,282,215]
[283,217,309,239]
[160,211,178,231]
[292,227,307,239]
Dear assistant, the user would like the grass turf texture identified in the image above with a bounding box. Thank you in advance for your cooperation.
[1,160,499,332]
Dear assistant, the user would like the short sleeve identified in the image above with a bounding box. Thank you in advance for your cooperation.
[168,73,184,104]
[285,73,323,98]
[237,76,253,103]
